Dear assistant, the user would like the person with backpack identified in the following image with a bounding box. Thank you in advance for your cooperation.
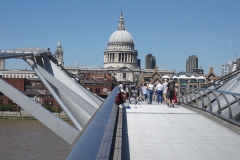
[166,77,176,107]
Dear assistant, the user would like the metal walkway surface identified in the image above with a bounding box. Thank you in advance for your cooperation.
[124,101,240,160]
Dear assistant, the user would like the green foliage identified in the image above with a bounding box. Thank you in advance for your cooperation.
[44,105,62,113]
[0,104,14,111]
[56,107,62,113]
[44,105,55,112]
[112,76,118,86]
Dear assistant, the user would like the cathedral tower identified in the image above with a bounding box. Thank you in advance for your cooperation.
[55,40,64,67]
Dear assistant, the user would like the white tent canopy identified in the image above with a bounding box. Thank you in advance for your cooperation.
[162,75,170,79]
[190,75,197,79]
[178,75,189,79]
[197,76,206,80]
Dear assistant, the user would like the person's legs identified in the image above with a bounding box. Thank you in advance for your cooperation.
[155,92,158,102]
[163,93,166,104]
[152,92,154,102]
[153,92,156,102]
[167,91,171,106]
[170,91,174,107]
[157,90,160,103]
[147,90,150,102]
[159,90,163,103]
[149,90,153,104]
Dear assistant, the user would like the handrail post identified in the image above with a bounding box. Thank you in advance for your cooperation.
[211,92,221,114]
[232,95,240,121]
[193,89,198,107]
[221,93,233,119]
[178,87,181,104]
[202,90,212,111]
[197,89,205,109]
[188,88,193,106]
[182,88,188,104]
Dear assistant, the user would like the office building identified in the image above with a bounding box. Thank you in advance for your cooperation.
[186,55,198,72]
[137,59,141,69]
[0,59,5,70]
[145,54,156,69]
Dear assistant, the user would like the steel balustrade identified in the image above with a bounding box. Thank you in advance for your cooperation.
[64,87,121,160]
[178,87,240,126]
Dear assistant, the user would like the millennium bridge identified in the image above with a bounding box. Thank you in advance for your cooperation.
[1,48,240,160]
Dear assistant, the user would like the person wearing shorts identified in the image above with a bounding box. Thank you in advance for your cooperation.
[166,78,176,107]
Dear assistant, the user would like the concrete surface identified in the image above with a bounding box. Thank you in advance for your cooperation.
[124,101,240,160]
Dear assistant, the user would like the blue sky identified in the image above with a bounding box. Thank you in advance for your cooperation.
[0,0,240,76]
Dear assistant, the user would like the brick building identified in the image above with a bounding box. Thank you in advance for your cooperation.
[0,77,59,111]
[78,72,114,98]
[0,72,114,111]
[0,78,26,111]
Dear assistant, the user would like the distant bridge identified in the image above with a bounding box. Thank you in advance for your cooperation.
[1,48,240,159]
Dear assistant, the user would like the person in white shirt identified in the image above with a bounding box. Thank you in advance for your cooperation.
[146,83,149,102]
[162,79,168,104]
[141,84,147,101]
[119,82,123,91]
[147,80,154,104]
[156,81,163,103]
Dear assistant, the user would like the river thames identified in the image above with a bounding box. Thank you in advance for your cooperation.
[0,119,71,160]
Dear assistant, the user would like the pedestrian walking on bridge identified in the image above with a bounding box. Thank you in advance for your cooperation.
[147,81,154,104]
[156,81,163,103]
[166,78,176,107]
[162,79,168,104]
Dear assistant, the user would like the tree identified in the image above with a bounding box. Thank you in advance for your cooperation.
[0,104,14,111]
[112,76,118,87]
[55,107,62,113]
[44,105,55,112]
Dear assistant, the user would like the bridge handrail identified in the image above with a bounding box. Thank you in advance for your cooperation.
[178,87,240,127]
[63,86,120,160]
[202,68,240,88]
[183,87,240,97]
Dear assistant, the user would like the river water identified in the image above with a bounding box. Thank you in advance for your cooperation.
[0,119,71,160]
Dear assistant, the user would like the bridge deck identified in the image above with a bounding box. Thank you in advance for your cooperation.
[124,101,240,160]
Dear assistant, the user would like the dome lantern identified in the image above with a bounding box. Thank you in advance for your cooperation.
[118,10,125,30]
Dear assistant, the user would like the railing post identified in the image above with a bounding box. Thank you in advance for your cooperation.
[188,88,193,106]
[182,89,188,104]
[192,89,198,107]
[221,93,233,119]
[197,89,205,109]
[211,92,221,115]
[180,88,185,103]
[232,95,240,121]
[178,87,181,105]
[202,90,212,111]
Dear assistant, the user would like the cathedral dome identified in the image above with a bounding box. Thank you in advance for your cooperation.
[104,10,138,69]
[109,30,133,43]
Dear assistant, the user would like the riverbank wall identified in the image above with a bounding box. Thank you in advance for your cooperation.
[0,111,70,120]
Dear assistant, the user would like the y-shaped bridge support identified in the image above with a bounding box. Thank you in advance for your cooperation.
[0,48,103,144]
